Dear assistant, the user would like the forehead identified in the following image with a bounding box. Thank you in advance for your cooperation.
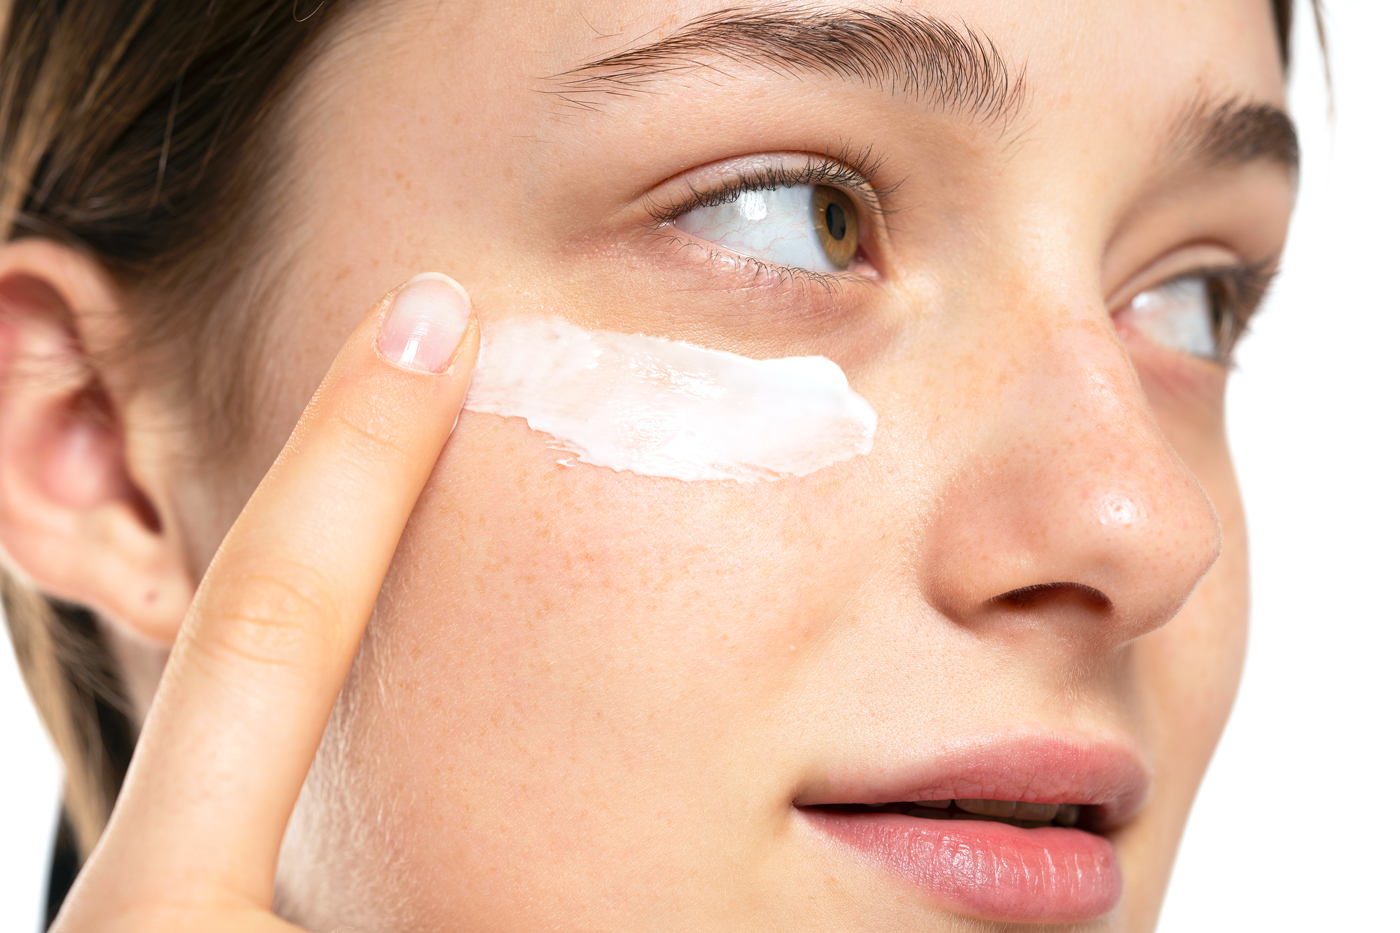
[318,0,1288,169]
[333,0,1291,207]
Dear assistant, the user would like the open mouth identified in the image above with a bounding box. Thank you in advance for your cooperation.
[810,797,1087,830]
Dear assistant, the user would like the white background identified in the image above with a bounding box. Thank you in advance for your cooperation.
[1,3,1396,930]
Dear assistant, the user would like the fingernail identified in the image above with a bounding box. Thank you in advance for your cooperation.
[378,273,473,374]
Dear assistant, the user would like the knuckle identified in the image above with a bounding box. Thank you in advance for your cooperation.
[196,559,349,672]
[326,396,413,466]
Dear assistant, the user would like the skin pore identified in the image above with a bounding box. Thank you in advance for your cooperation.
[4,0,1296,930]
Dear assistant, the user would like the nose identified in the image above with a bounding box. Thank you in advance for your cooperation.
[912,292,1223,649]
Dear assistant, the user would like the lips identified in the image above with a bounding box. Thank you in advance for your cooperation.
[795,735,1149,924]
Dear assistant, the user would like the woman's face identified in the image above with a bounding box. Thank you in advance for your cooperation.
[168,0,1294,929]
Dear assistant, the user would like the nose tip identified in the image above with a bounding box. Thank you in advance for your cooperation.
[914,321,1225,649]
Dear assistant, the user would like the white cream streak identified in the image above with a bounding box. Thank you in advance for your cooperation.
[463,317,877,483]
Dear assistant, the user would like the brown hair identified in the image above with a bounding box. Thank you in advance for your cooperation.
[0,0,357,858]
[0,0,1312,876]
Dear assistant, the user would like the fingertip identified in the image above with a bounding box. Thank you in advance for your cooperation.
[405,270,471,303]
[377,272,475,375]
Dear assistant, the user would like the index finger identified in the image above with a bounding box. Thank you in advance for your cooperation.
[94,273,479,908]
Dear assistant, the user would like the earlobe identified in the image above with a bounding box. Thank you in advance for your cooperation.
[0,239,193,646]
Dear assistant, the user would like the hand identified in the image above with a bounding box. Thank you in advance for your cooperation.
[50,274,480,933]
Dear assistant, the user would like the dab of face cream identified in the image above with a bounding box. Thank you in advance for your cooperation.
[463,318,877,483]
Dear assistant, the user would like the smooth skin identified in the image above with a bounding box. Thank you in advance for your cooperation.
[0,0,1294,930]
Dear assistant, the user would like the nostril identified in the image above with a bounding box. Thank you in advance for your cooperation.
[993,582,1112,612]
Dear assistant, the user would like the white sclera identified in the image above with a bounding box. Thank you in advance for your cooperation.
[672,185,839,273]
[463,318,878,483]
[1124,277,1218,358]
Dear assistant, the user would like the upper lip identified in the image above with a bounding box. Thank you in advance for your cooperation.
[792,730,1151,831]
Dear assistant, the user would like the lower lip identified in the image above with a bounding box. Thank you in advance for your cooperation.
[803,809,1121,923]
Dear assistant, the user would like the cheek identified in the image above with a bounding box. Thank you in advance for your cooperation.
[323,411,883,909]
[1116,428,1248,923]
[1141,386,1248,785]
[1127,335,1245,762]
[1139,508,1248,780]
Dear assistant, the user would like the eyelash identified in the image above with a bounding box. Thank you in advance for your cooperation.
[648,144,895,222]
[1180,260,1277,365]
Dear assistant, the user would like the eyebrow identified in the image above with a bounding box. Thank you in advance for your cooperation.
[1169,95,1300,175]
[551,7,1026,124]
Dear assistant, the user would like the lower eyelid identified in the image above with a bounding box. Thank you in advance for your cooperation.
[649,216,877,284]
[644,226,879,301]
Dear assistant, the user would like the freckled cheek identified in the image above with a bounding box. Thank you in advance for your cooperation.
[372,414,880,750]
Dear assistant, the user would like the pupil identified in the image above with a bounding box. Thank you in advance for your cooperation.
[825,201,847,241]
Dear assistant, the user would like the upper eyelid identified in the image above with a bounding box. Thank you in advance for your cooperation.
[643,148,901,224]
[1125,260,1277,311]
[1106,246,1278,314]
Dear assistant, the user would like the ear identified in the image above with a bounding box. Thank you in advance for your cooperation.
[0,238,193,646]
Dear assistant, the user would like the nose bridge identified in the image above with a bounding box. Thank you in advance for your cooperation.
[915,282,1223,647]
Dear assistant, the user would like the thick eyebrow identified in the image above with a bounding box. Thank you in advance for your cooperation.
[551,7,1026,124]
[1169,95,1300,175]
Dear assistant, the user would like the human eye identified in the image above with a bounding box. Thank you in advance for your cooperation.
[650,154,885,278]
[1118,264,1274,364]
[672,183,860,274]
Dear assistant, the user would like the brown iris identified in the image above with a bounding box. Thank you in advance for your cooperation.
[811,185,859,269]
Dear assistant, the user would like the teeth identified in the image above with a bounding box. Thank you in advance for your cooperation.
[954,798,1018,818]
[943,799,1083,825]
[856,799,1086,827]
[1012,801,1060,822]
